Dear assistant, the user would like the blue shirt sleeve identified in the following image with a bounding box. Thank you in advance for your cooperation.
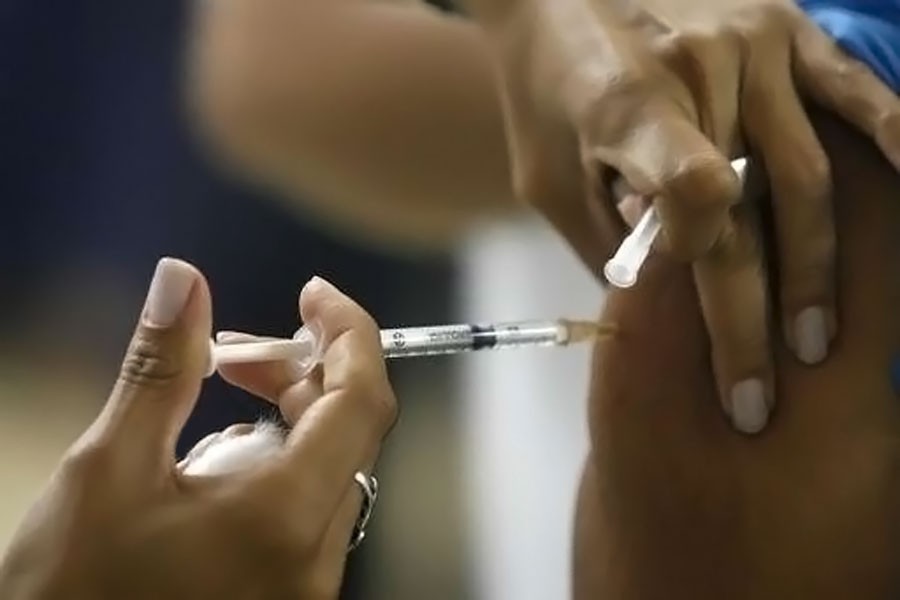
[798,0,900,93]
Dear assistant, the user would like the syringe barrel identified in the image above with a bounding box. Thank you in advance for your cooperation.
[381,321,563,358]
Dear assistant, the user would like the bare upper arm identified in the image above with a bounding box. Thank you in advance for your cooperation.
[575,110,900,599]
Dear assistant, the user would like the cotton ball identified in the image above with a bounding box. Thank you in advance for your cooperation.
[181,420,286,476]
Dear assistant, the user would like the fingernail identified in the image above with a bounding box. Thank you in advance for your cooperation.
[143,258,196,328]
[301,276,341,302]
[303,275,328,294]
[730,379,769,434]
[215,331,260,344]
[794,306,828,365]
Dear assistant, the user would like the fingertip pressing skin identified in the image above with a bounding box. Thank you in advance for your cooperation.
[792,306,830,365]
[730,379,769,434]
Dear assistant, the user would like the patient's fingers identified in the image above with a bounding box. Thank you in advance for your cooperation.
[794,19,900,171]
[693,206,773,434]
[743,35,836,367]
[583,97,742,260]
[609,160,773,434]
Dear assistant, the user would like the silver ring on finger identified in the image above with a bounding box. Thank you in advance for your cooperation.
[348,472,379,553]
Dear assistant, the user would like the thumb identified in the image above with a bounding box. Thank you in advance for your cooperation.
[96,257,213,468]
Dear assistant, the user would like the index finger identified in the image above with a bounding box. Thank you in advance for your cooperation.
[261,277,396,526]
[583,97,742,259]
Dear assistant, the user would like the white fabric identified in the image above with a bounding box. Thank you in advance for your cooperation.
[458,218,603,600]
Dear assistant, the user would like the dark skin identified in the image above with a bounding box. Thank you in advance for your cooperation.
[574,111,900,598]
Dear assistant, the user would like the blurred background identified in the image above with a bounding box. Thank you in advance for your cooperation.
[0,0,601,598]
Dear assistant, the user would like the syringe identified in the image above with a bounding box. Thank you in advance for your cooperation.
[603,157,749,289]
[206,319,614,378]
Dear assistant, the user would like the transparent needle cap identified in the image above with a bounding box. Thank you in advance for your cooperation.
[603,206,661,288]
[603,157,748,289]
[206,325,323,379]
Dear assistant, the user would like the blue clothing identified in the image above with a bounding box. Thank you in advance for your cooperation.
[799,0,900,93]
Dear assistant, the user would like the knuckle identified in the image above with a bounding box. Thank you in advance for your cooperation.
[567,67,656,149]
[591,69,648,106]
[575,70,650,135]
[652,32,687,63]
[782,229,835,281]
[60,445,97,476]
[798,154,832,200]
[118,332,182,388]
[772,149,833,216]
[736,1,796,33]
[371,388,399,433]
[777,145,832,203]
[653,29,715,62]
[356,312,381,345]
[59,439,115,486]
[704,213,764,270]
[875,108,900,137]
[350,378,398,434]
[760,0,796,21]
[335,359,399,434]
[666,154,741,207]
[831,56,871,85]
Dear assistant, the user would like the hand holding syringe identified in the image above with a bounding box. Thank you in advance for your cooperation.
[603,158,749,288]
[206,319,615,378]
